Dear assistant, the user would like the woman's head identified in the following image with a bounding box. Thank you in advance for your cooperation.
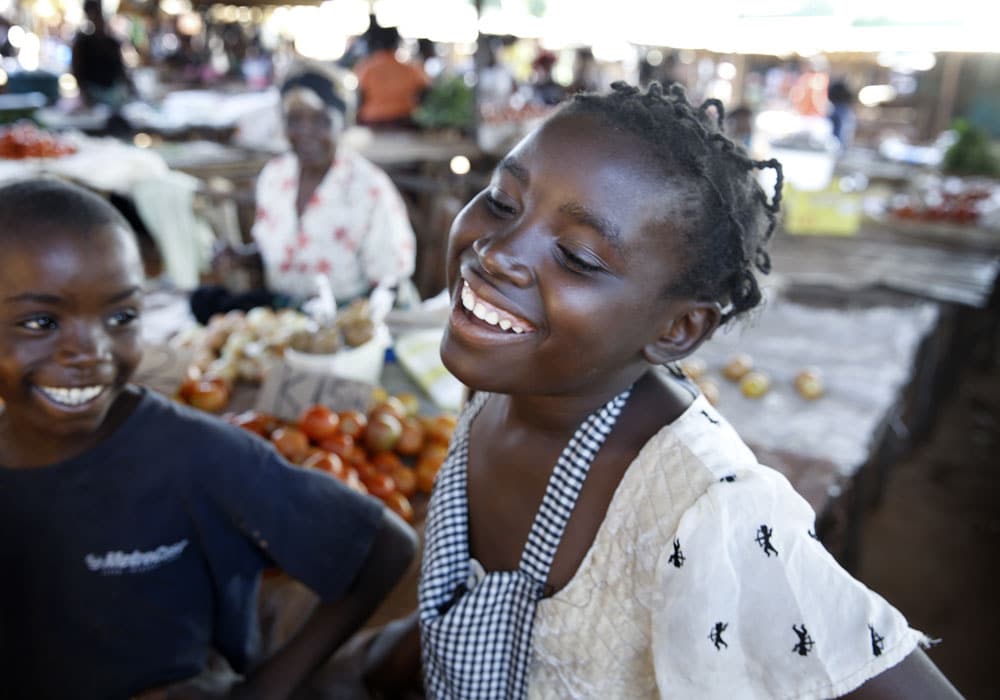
[440,82,782,398]
[280,70,348,170]
[0,178,144,444]
[559,82,783,324]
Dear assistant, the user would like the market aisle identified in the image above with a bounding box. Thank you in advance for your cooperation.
[855,354,999,700]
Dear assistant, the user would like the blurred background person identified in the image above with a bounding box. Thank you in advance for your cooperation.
[529,50,565,106]
[353,24,429,129]
[71,0,134,109]
[195,66,417,321]
[827,77,856,148]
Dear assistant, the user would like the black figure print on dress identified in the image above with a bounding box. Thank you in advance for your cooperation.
[667,539,685,568]
[807,528,819,540]
[701,409,720,425]
[755,524,779,557]
[720,474,736,483]
[792,624,815,656]
[869,625,885,657]
[709,622,729,650]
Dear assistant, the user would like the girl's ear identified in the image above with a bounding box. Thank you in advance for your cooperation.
[642,302,722,365]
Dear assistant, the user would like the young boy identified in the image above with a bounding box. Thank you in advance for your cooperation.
[0,178,416,699]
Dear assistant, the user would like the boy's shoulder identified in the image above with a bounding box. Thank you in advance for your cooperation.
[125,386,269,463]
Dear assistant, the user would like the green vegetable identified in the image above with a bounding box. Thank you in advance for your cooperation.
[942,118,1000,177]
[413,75,475,132]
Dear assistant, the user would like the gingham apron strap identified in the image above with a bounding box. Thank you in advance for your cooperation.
[519,387,632,582]
[419,391,489,617]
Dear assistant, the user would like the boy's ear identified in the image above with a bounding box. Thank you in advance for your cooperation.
[642,301,722,365]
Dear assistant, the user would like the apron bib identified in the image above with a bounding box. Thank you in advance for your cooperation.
[419,388,632,699]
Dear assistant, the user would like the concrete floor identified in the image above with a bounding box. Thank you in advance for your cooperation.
[854,355,999,699]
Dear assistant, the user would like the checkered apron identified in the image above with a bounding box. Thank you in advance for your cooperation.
[419,387,632,699]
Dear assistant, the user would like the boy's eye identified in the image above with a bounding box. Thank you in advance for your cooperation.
[107,308,139,328]
[556,243,606,274]
[484,190,517,217]
[19,315,58,331]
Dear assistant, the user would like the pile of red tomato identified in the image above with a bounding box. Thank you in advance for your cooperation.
[0,122,77,160]
[223,394,456,523]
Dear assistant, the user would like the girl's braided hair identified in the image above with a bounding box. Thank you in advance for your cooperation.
[560,81,784,323]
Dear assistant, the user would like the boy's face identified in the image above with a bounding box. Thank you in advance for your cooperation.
[441,111,696,398]
[0,224,144,444]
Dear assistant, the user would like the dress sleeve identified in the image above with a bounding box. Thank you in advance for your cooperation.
[357,168,417,289]
[651,467,928,700]
[190,430,385,602]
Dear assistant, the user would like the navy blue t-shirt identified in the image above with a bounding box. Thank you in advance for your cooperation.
[0,387,384,699]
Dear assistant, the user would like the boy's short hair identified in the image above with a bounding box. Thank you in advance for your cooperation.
[0,177,133,244]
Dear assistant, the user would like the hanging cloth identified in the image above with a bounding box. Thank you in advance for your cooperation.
[419,387,632,699]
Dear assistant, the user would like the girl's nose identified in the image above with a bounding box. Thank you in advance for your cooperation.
[58,320,111,367]
[473,235,533,287]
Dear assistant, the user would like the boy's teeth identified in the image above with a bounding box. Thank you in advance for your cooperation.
[39,385,104,406]
[459,280,531,334]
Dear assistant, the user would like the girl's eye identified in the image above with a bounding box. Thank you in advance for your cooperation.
[19,315,57,331]
[557,244,606,274]
[107,308,139,328]
[484,191,517,217]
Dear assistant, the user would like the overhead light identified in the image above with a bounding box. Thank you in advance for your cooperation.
[858,84,897,107]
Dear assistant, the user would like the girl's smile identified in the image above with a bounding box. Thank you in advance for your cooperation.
[441,111,697,400]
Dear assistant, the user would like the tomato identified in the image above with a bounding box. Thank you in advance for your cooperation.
[365,413,402,453]
[337,409,368,440]
[271,426,311,463]
[395,392,421,418]
[422,414,457,446]
[369,396,406,423]
[371,451,404,474]
[302,451,347,478]
[416,442,449,473]
[186,377,230,413]
[319,432,355,461]
[384,491,414,522]
[298,404,340,442]
[363,472,397,499]
[395,416,425,456]
[230,410,275,437]
[343,467,368,494]
[391,465,417,497]
[416,463,439,494]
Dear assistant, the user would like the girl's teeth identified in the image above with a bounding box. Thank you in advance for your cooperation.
[460,279,530,334]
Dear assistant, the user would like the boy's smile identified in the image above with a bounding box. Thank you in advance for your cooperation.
[0,224,144,466]
[441,110,699,400]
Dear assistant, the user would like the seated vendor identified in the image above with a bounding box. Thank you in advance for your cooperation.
[196,66,417,322]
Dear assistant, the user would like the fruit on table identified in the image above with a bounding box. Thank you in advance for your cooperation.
[337,409,368,440]
[301,451,347,479]
[739,371,771,399]
[395,416,426,456]
[271,426,311,463]
[183,377,231,413]
[794,368,825,400]
[365,412,403,453]
[298,404,341,442]
[384,491,415,523]
[722,354,754,381]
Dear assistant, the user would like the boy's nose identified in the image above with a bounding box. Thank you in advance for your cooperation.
[58,321,112,366]
[473,235,533,287]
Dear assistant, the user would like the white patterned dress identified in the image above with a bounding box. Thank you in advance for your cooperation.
[251,148,416,302]
[420,389,928,699]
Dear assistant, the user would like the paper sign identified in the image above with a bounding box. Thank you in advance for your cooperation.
[133,342,194,398]
[254,360,373,422]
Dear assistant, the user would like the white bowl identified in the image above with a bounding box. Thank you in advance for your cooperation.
[283,324,391,385]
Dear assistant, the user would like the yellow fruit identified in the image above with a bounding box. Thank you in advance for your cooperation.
[739,371,771,399]
[722,354,754,381]
[794,368,825,400]
[679,357,707,381]
[696,379,720,406]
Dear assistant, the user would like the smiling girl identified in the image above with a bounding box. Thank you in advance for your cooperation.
[411,83,961,699]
